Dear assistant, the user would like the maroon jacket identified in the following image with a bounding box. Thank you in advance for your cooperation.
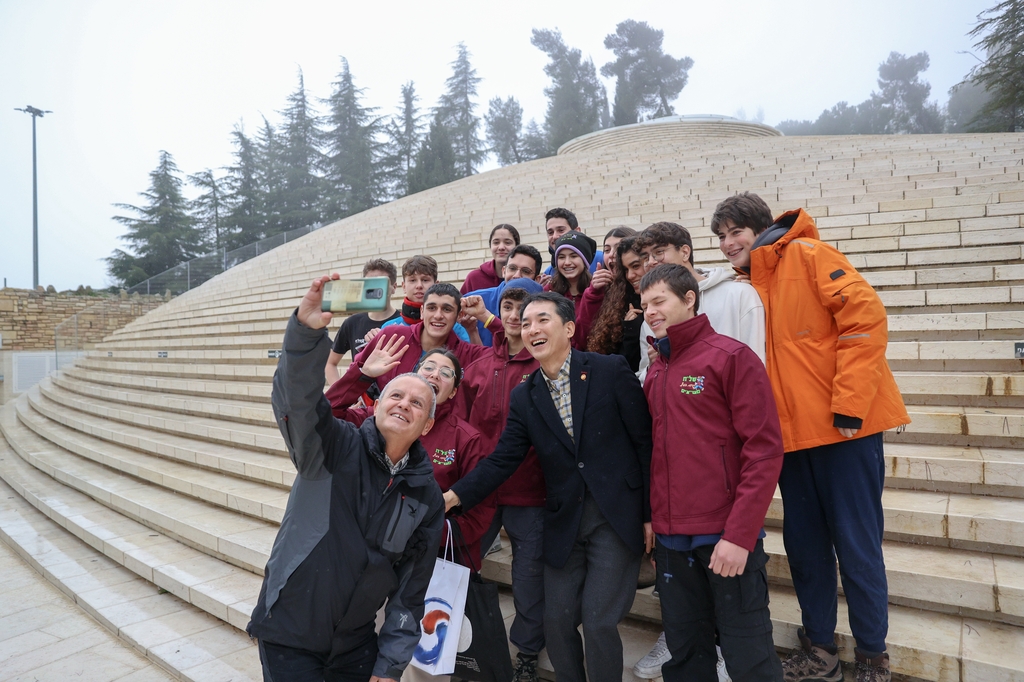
[326,373,495,570]
[345,318,502,392]
[456,333,545,507]
[573,285,604,351]
[461,260,502,294]
[643,314,783,552]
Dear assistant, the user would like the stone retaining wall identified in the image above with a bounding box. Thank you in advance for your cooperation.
[0,288,164,351]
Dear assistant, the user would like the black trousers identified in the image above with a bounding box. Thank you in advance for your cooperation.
[656,539,782,682]
[258,631,378,682]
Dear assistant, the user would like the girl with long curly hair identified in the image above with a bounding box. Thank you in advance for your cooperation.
[584,235,646,372]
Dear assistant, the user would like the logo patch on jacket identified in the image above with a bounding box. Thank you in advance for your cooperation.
[521,374,530,383]
[432,448,456,466]
[679,375,705,395]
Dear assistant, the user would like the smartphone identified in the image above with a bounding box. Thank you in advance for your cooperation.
[321,277,390,313]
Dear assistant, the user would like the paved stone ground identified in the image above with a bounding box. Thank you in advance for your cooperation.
[0,536,174,682]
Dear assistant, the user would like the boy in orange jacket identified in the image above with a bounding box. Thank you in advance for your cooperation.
[741,194,910,682]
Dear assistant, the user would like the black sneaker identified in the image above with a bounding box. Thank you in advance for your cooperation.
[512,653,539,682]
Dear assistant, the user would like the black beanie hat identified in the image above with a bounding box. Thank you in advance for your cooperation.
[552,231,597,268]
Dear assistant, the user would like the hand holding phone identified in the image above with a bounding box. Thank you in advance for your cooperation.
[321,277,390,313]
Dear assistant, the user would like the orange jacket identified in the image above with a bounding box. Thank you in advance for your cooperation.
[749,209,909,452]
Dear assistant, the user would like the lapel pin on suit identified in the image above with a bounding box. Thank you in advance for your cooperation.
[580,371,588,382]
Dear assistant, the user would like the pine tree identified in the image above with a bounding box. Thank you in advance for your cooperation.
[485,96,526,165]
[222,124,265,249]
[531,28,609,151]
[255,116,286,238]
[106,151,203,287]
[521,120,552,159]
[871,52,945,133]
[485,96,551,165]
[188,169,227,251]
[381,82,425,199]
[276,70,324,234]
[322,57,384,219]
[602,20,693,125]
[436,43,485,177]
[946,79,993,131]
[408,113,458,194]
[968,0,1024,131]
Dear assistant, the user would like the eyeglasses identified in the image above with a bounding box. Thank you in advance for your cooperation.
[419,363,456,380]
[505,264,536,278]
[647,246,675,263]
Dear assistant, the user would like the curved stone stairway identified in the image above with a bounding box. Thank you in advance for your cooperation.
[2,131,1023,680]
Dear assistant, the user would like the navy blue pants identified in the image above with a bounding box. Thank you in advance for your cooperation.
[778,432,888,653]
[480,504,546,655]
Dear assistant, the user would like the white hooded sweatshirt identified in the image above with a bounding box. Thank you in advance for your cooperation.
[638,267,765,382]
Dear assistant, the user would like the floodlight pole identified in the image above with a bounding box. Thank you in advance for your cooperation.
[15,105,52,289]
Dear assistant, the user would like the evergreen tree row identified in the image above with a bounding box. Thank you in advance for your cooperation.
[107,23,693,287]
[106,1,1023,287]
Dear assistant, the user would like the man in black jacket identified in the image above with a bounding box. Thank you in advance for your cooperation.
[248,274,445,682]
[445,291,653,682]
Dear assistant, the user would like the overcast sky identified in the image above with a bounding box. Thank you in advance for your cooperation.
[0,0,992,290]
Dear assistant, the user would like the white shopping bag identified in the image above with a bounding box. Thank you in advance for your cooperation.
[409,521,471,676]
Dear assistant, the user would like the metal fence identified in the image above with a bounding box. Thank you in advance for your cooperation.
[126,223,324,296]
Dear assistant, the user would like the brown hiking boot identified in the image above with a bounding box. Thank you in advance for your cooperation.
[854,649,890,682]
[782,629,842,682]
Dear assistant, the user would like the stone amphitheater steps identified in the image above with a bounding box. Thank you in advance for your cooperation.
[52,371,276,427]
[4,132,1022,680]
[82,336,1024,376]
[763,485,1024,558]
[37,378,285,455]
[96,300,1024,349]
[12,382,1024,614]
[18,391,290,523]
[76,356,277,382]
[0,444,260,681]
[893,405,1024,449]
[2,402,276,575]
[888,340,1024,373]
[5,402,1023,681]
[0,522,178,681]
[63,365,272,403]
[896,371,1024,402]
[0,430,264,647]
[98,332,285,351]
[25,386,293,489]
[85,349,281,364]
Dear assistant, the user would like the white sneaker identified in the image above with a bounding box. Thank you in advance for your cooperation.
[633,632,670,679]
[717,645,732,682]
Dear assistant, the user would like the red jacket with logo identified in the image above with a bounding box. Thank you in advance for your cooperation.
[326,373,495,570]
[456,333,546,507]
[643,314,783,552]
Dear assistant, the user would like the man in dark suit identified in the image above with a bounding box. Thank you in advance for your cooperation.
[444,291,653,682]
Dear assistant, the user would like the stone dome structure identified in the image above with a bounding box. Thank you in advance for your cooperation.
[558,114,781,155]
[1,129,1023,680]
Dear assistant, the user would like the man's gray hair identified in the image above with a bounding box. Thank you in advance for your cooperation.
[380,373,437,419]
